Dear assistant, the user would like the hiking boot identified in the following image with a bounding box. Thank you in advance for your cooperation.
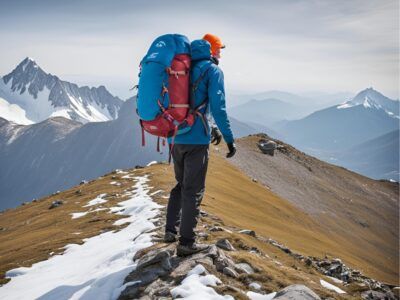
[163,231,177,243]
[177,243,210,257]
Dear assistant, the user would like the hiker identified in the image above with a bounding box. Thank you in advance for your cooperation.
[164,33,236,256]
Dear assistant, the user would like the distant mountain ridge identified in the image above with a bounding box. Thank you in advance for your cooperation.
[0,57,123,124]
[229,98,308,126]
[279,88,399,151]
[336,129,399,181]
[337,87,399,117]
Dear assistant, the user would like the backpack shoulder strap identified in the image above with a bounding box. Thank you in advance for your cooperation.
[190,61,212,109]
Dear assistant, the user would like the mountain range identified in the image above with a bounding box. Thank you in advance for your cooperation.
[0,57,123,124]
[0,57,398,210]
[0,97,167,210]
[277,88,399,151]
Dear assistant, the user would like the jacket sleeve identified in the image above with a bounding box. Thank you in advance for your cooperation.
[208,66,234,144]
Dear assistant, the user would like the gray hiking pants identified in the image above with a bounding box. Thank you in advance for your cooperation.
[165,144,209,245]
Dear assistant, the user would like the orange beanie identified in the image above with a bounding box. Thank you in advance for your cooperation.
[202,33,225,55]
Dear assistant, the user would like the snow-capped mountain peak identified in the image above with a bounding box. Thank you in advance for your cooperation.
[0,57,123,124]
[337,87,399,118]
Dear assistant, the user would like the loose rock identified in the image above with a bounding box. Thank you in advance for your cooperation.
[238,229,256,237]
[274,284,321,300]
[223,267,239,278]
[49,200,63,209]
[216,239,235,251]
[234,263,254,274]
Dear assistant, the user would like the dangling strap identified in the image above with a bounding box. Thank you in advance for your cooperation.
[156,136,160,152]
[196,111,209,135]
[141,126,145,146]
[168,126,178,164]
[139,120,146,146]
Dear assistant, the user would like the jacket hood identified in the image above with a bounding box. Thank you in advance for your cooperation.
[191,39,211,61]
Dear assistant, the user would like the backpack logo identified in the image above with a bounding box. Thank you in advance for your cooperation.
[147,52,158,59]
[155,41,166,48]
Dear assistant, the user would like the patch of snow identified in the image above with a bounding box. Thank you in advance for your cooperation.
[122,174,134,179]
[83,194,108,207]
[147,161,158,166]
[249,282,262,290]
[110,181,121,186]
[363,97,372,108]
[320,279,346,294]
[150,190,162,196]
[337,102,353,109]
[0,97,33,124]
[0,79,54,123]
[247,291,276,300]
[113,217,131,226]
[49,108,71,119]
[116,170,128,174]
[71,212,89,219]
[171,264,234,300]
[0,176,162,300]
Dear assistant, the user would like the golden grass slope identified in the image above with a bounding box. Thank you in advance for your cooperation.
[0,137,398,289]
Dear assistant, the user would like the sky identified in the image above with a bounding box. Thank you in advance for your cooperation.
[0,0,398,100]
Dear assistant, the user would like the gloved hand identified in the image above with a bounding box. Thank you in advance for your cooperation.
[211,127,222,145]
[226,142,236,158]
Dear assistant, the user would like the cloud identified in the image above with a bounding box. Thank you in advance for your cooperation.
[0,0,398,99]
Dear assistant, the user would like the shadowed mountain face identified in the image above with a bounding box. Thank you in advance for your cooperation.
[0,97,166,210]
[0,57,123,124]
[335,130,400,181]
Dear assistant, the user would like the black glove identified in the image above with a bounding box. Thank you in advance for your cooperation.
[226,142,236,158]
[211,127,222,145]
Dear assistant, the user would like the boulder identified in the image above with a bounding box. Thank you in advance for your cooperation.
[209,226,224,232]
[216,239,236,251]
[238,229,256,237]
[214,249,235,272]
[223,267,239,278]
[234,263,255,274]
[49,200,63,209]
[258,139,277,156]
[273,284,321,300]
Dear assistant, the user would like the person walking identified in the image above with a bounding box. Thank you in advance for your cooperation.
[164,33,236,256]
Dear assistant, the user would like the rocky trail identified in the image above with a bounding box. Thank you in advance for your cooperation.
[115,169,398,300]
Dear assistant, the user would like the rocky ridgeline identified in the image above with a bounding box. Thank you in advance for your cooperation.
[258,237,398,299]
[116,206,398,300]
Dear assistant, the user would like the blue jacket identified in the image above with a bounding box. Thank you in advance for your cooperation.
[172,39,234,145]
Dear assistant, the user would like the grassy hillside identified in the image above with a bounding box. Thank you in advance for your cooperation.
[0,137,398,288]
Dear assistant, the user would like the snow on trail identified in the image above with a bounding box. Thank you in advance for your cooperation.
[0,176,162,300]
[83,194,107,207]
[171,264,234,300]
[320,279,346,294]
